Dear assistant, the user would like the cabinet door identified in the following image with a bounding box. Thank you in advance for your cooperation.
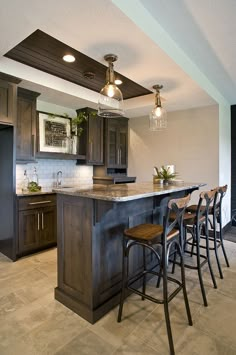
[40,206,57,246]
[106,118,128,168]
[107,119,119,167]
[16,88,39,162]
[18,210,40,253]
[16,96,36,161]
[87,114,103,165]
[0,80,16,125]
[118,120,128,167]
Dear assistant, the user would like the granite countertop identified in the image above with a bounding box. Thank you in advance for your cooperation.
[52,182,205,202]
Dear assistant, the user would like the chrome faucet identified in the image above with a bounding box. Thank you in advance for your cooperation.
[56,171,62,187]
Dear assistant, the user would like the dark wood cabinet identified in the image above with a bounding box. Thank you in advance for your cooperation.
[35,111,86,161]
[77,108,104,165]
[106,117,128,168]
[17,194,56,256]
[16,88,40,162]
[0,74,19,125]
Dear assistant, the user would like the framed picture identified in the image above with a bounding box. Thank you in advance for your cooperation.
[38,112,71,153]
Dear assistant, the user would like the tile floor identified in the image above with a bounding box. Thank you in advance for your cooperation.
[224,226,236,243]
[0,239,236,355]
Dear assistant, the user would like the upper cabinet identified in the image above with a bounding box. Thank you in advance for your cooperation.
[105,117,128,168]
[0,74,20,125]
[16,88,40,163]
[36,111,86,160]
[77,108,104,165]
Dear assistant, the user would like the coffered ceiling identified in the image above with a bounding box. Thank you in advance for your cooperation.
[0,0,234,117]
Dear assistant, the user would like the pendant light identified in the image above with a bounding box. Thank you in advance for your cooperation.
[149,84,167,131]
[98,54,125,118]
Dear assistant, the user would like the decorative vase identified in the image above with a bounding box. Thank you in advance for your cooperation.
[153,176,163,185]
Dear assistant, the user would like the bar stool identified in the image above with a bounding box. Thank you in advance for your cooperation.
[117,194,192,355]
[186,185,230,279]
[173,190,218,307]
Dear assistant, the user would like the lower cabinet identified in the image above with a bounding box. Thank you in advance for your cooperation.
[17,194,57,256]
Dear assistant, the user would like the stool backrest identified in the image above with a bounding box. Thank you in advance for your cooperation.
[164,194,191,237]
[197,189,217,224]
[214,184,227,222]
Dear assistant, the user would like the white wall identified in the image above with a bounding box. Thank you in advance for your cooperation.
[219,103,231,225]
[37,100,77,118]
[128,104,220,205]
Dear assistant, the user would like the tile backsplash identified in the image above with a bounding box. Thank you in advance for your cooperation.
[16,160,93,190]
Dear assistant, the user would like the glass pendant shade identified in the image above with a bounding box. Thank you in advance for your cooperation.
[149,84,167,131]
[98,54,125,118]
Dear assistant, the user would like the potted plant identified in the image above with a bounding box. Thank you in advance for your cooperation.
[67,110,96,154]
[153,166,177,185]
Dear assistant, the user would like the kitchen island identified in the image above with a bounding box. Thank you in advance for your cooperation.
[54,182,204,323]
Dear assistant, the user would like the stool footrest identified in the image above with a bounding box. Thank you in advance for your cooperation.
[127,268,183,304]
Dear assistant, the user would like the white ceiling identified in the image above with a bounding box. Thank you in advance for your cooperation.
[0,0,234,117]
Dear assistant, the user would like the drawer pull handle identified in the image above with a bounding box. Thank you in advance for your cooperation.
[29,200,52,205]
[37,213,40,231]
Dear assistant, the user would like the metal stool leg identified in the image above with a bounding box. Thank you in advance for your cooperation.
[213,228,224,279]
[142,245,146,300]
[162,251,175,355]
[178,228,193,326]
[156,246,162,288]
[118,239,128,322]
[179,245,193,326]
[219,219,230,267]
[205,224,217,289]
[196,228,208,307]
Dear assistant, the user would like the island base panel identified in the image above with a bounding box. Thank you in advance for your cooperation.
[55,287,121,324]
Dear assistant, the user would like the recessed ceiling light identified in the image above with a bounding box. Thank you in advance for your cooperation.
[115,78,122,85]
[63,54,75,63]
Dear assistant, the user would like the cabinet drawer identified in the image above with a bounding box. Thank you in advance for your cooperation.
[18,194,56,211]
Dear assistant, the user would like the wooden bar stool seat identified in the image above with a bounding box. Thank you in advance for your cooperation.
[117,194,192,355]
[124,223,178,243]
[186,204,214,215]
[169,211,201,226]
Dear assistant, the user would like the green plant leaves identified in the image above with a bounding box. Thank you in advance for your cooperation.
[154,165,177,180]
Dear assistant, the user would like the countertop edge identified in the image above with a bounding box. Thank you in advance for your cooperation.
[52,182,206,202]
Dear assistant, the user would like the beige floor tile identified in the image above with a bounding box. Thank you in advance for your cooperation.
[0,241,235,355]
[194,290,236,350]
[54,328,117,355]
[177,326,236,355]
[18,308,88,355]
[128,300,193,353]
[0,291,25,316]
[88,295,158,347]
[213,268,236,299]
[112,333,162,355]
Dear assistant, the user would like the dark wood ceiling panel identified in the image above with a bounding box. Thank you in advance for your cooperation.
[5,29,151,100]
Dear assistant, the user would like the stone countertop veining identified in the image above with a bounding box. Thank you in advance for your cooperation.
[52,182,206,202]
